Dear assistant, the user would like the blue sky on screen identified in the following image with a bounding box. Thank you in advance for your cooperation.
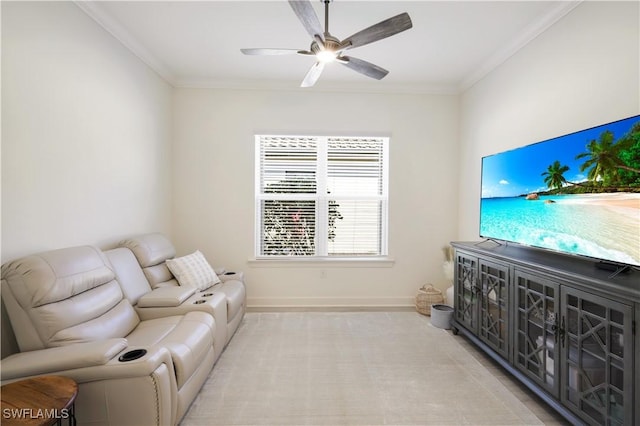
[481,116,639,198]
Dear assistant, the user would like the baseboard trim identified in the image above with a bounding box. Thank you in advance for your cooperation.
[247,305,415,312]
[247,296,415,310]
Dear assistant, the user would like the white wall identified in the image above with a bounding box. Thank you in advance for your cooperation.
[1,2,173,262]
[458,1,640,240]
[173,89,459,307]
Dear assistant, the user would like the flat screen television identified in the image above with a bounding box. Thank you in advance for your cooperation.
[480,115,640,268]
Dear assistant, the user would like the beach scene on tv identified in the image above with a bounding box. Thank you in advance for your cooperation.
[480,115,640,267]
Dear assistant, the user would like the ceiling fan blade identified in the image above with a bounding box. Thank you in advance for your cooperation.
[341,13,412,50]
[301,62,325,87]
[340,56,389,80]
[241,48,311,56]
[288,1,325,44]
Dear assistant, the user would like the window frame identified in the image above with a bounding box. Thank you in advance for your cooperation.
[254,134,390,261]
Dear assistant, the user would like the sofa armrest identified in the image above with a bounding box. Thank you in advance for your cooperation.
[137,286,196,307]
[1,343,178,425]
[0,338,128,380]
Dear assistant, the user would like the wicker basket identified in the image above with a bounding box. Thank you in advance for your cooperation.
[415,284,444,316]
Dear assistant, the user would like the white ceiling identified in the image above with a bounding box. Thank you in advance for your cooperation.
[76,0,581,93]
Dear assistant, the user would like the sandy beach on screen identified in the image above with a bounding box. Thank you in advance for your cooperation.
[558,193,640,219]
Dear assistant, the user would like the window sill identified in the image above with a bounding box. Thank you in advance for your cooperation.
[247,256,395,268]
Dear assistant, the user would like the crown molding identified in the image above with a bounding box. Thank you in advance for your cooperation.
[173,77,460,95]
[74,1,177,85]
[459,0,583,92]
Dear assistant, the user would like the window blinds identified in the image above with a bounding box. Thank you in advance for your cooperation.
[256,135,388,257]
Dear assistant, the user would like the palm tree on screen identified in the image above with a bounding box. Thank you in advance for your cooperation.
[542,160,570,190]
[576,129,640,186]
[576,131,620,185]
[617,122,640,185]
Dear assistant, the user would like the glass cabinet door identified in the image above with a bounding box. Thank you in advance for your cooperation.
[454,252,478,332]
[513,270,560,396]
[478,259,509,359]
[561,287,633,426]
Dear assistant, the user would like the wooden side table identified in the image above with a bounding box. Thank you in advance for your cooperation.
[1,376,77,426]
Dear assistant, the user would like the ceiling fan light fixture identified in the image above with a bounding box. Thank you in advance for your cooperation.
[316,49,337,63]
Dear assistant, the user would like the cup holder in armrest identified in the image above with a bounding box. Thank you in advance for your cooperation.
[118,349,147,362]
[193,299,206,304]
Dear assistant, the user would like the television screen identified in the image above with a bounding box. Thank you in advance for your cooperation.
[480,115,640,267]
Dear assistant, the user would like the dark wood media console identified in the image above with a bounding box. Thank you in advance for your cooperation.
[450,241,639,426]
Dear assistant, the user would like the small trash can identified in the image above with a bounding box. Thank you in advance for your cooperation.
[430,304,454,329]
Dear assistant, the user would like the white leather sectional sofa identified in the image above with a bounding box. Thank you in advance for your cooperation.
[0,233,245,425]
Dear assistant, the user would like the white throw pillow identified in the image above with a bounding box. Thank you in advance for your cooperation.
[165,250,221,291]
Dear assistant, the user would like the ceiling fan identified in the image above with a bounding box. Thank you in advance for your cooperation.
[240,0,412,87]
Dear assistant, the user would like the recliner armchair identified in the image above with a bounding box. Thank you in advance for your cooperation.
[0,245,215,425]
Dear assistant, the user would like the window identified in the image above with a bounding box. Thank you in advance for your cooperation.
[255,135,389,258]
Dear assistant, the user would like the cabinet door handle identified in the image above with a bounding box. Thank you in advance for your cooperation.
[560,316,566,348]
[551,320,559,344]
